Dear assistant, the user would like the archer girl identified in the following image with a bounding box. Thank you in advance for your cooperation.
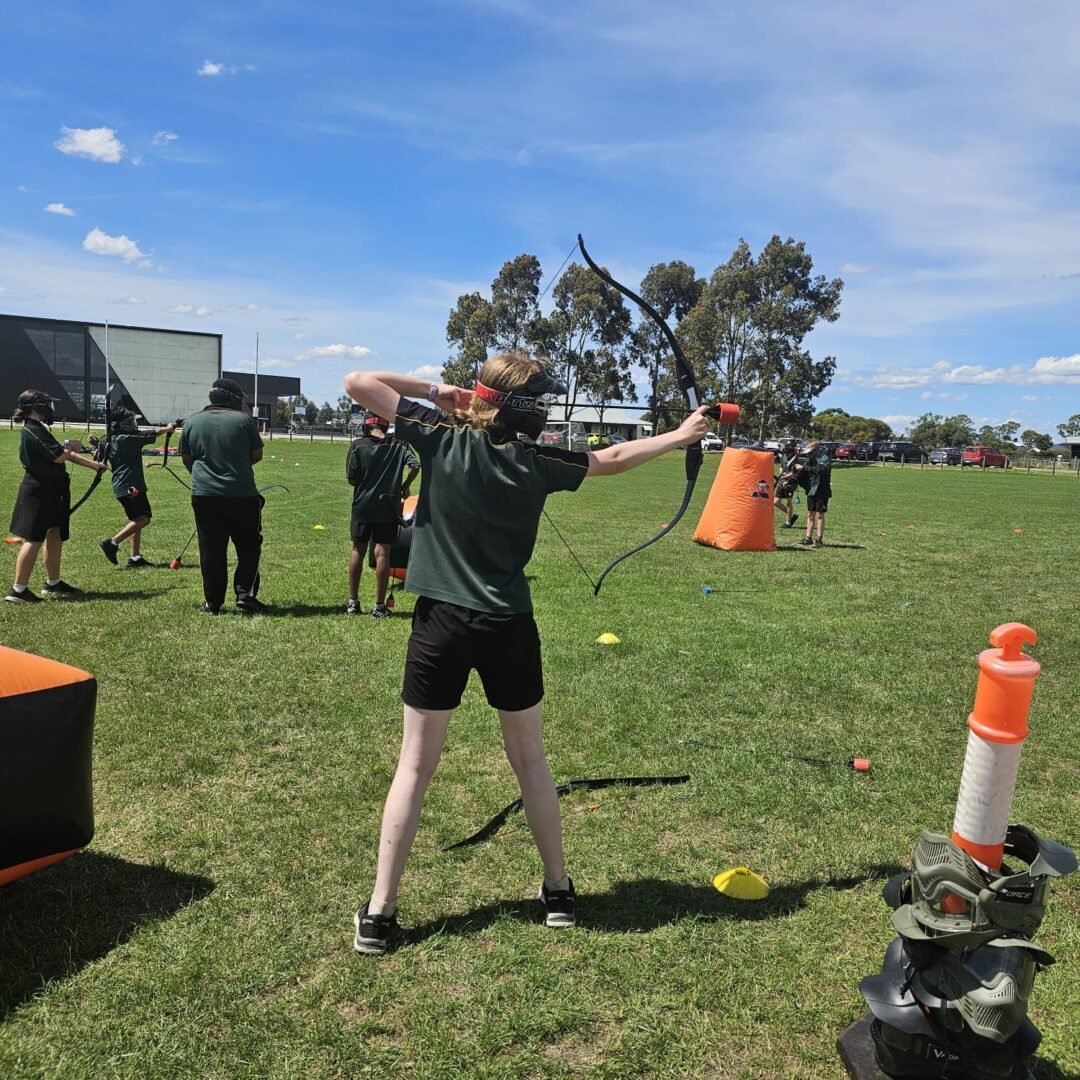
[344,352,709,954]
[5,389,108,604]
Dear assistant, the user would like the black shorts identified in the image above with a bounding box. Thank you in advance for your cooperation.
[9,476,70,542]
[118,490,152,521]
[351,519,398,545]
[807,495,830,513]
[401,596,544,712]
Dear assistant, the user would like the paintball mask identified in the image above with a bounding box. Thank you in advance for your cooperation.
[474,368,567,440]
[19,390,56,425]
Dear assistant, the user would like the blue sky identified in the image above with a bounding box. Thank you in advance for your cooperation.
[3,1,1079,437]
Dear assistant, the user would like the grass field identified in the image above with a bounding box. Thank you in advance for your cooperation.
[1,429,1078,1080]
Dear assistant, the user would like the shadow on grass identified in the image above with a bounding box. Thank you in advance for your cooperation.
[1032,1060,1080,1080]
[402,867,904,944]
[0,851,214,1019]
[49,588,174,602]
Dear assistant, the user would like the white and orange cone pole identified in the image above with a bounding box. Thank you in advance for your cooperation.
[950,623,1040,872]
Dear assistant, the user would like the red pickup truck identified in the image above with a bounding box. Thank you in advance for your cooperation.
[962,445,1008,468]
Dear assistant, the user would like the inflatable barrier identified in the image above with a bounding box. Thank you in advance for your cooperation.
[366,495,419,583]
[693,447,777,552]
[0,646,96,886]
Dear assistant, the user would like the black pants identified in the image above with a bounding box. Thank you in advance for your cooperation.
[191,495,262,608]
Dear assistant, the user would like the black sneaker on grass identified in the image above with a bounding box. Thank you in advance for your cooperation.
[787,513,798,528]
[4,586,41,604]
[100,537,120,565]
[371,602,390,619]
[236,595,268,616]
[345,599,362,615]
[539,878,576,928]
[201,601,221,615]
[42,580,81,596]
[127,555,153,568]
[353,902,398,955]
[798,535,814,546]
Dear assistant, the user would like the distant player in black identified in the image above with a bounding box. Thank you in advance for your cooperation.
[345,414,419,617]
[344,352,710,955]
[99,408,176,568]
[5,389,107,604]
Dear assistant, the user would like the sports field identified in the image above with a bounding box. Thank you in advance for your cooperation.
[1,431,1078,1080]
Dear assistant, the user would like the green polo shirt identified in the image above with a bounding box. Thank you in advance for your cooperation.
[179,408,263,497]
[108,433,158,496]
[348,435,420,523]
[19,420,66,484]
[394,399,589,614]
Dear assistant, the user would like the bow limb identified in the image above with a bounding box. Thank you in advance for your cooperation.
[576,234,703,595]
[69,386,114,516]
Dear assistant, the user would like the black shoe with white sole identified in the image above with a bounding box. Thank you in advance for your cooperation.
[4,586,41,604]
[539,878,576,928]
[41,580,81,596]
[353,902,398,955]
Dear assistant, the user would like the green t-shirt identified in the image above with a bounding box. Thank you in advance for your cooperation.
[18,420,66,485]
[179,408,263,497]
[394,399,589,614]
[348,435,419,523]
[108,433,157,497]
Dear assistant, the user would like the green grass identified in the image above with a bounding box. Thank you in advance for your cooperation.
[1,432,1078,1079]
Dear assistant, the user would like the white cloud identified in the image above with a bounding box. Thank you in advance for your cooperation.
[1022,394,1038,401]
[296,344,374,361]
[197,60,254,77]
[152,130,179,145]
[83,227,148,264]
[881,414,916,431]
[55,126,125,164]
[293,332,309,340]
[45,202,76,216]
[244,303,259,311]
[409,364,442,379]
[843,354,1080,390]
[113,296,145,305]
[840,263,873,275]
[169,303,212,317]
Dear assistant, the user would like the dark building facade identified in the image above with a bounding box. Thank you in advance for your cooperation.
[221,371,301,430]
[1,313,221,425]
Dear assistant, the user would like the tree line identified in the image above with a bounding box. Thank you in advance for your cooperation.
[442,238,844,439]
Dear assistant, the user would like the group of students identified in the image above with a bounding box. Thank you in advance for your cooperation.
[772,439,833,547]
[5,379,268,612]
[9,357,826,958]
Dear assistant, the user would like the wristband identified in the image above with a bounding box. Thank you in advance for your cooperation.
[427,383,439,402]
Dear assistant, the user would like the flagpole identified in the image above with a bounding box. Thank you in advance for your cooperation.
[254,332,260,430]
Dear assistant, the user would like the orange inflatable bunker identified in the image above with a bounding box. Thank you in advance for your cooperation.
[693,447,777,552]
[0,646,96,886]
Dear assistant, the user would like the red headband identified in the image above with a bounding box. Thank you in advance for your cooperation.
[473,381,508,407]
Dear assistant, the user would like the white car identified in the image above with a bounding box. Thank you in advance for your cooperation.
[702,432,724,452]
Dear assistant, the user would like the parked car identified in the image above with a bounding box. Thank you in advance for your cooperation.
[833,443,857,460]
[961,445,1008,468]
[878,441,927,463]
[702,432,724,452]
[855,441,884,461]
[729,437,765,449]
[928,446,963,466]
[606,433,628,445]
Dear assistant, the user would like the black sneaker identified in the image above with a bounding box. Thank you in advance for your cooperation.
[42,580,81,596]
[813,537,824,548]
[201,602,221,615]
[127,556,153,568]
[539,878,576,928]
[371,602,390,619]
[236,595,268,616]
[787,514,798,528]
[798,536,814,546]
[345,599,362,616]
[4,586,41,604]
[100,537,120,565]
[353,902,398,955]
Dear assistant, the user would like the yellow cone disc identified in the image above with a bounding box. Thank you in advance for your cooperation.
[596,632,621,645]
[712,867,769,900]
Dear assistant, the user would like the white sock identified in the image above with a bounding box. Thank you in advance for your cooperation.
[544,875,570,893]
[46,578,60,587]
[368,897,397,918]
[12,583,26,594]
